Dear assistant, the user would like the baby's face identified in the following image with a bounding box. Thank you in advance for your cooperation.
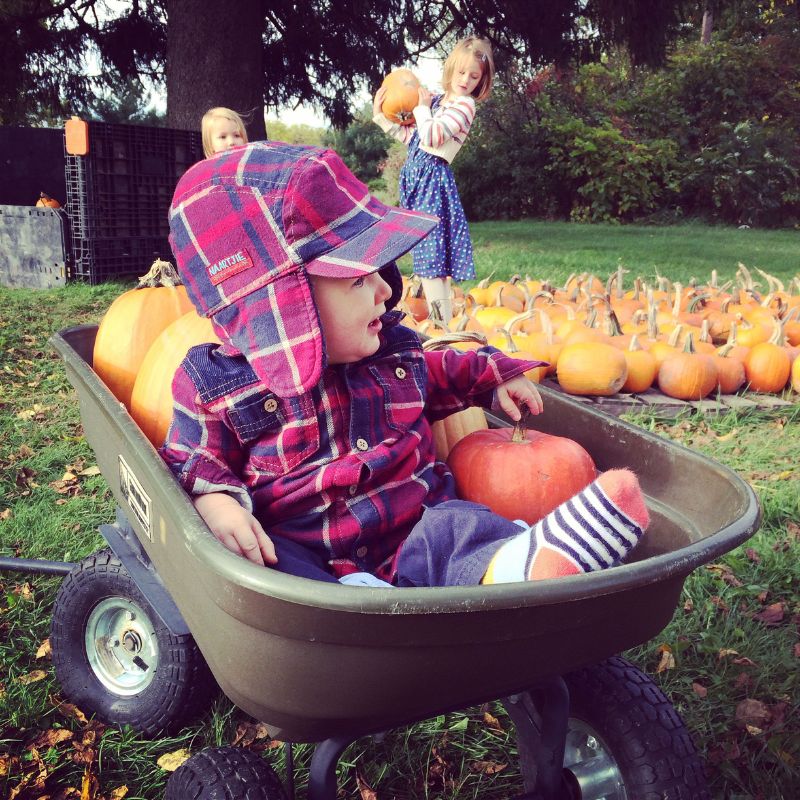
[209,116,245,153]
[309,271,392,364]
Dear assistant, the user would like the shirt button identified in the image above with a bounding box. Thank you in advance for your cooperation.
[395,366,407,379]
[263,398,278,413]
[356,438,369,451]
[356,546,368,558]
[348,485,358,496]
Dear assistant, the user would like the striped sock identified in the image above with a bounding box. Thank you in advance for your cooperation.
[482,469,649,584]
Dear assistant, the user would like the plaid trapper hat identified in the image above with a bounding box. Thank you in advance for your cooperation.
[169,142,437,397]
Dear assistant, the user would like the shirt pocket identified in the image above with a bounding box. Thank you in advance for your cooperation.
[228,392,320,478]
[370,355,426,436]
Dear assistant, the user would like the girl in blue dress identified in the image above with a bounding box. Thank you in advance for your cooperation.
[373,37,495,323]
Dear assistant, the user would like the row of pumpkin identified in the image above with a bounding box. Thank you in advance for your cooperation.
[400,264,800,402]
[91,261,800,453]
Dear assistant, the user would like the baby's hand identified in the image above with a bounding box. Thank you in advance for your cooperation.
[493,376,544,421]
[193,492,277,567]
[417,87,432,107]
[373,87,387,116]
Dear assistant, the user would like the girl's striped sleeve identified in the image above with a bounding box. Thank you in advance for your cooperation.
[415,96,476,149]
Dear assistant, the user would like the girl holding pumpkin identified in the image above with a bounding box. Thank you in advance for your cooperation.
[372,37,493,325]
[161,141,649,590]
[201,106,249,158]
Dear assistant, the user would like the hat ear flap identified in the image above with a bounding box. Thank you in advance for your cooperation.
[211,268,324,398]
[379,262,404,311]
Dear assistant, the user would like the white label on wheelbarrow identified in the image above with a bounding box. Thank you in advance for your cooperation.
[119,455,152,541]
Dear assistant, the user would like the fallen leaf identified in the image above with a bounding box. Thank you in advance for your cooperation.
[81,767,99,800]
[36,639,52,659]
[231,720,272,747]
[0,508,11,520]
[752,602,785,626]
[51,697,89,724]
[31,728,74,748]
[355,768,378,800]
[0,753,15,776]
[745,724,763,735]
[471,760,507,775]
[683,597,694,613]
[745,548,760,562]
[732,656,757,667]
[655,646,675,673]
[482,710,504,732]
[714,428,738,441]
[692,682,708,698]
[109,787,129,799]
[735,698,771,729]
[718,648,739,659]
[794,644,800,658]
[17,669,47,685]
[157,749,192,772]
[78,466,101,477]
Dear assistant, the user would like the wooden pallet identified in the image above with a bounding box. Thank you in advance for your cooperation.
[539,378,799,419]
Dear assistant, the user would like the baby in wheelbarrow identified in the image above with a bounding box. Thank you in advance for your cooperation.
[161,141,649,588]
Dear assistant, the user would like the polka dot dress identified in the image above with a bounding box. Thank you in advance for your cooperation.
[398,96,475,281]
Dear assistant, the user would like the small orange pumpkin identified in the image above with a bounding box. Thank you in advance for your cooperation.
[36,191,61,208]
[130,310,221,447]
[447,422,597,525]
[93,260,195,410]
[556,341,628,396]
[381,69,421,125]
[431,407,488,461]
[657,334,718,400]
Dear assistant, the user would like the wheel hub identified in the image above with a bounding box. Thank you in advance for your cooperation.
[563,718,627,800]
[85,597,158,695]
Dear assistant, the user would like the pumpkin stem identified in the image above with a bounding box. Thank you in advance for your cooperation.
[136,259,182,289]
[511,419,528,443]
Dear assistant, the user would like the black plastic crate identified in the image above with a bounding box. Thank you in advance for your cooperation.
[64,121,203,283]
[68,235,174,284]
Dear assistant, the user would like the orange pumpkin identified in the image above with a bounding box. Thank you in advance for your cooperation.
[130,310,221,447]
[657,335,718,400]
[431,407,488,461]
[744,325,791,393]
[447,422,597,525]
[93,260,195,410]
[381,69,421,125]
[36,191,61,208]
[791,354,800,394]
[713,345,746,395]
[621,335,657,394]
[556,341,628,396]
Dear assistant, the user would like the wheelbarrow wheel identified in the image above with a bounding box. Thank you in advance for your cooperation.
[165,747,287,800]
[561,656,710,800]
[50,548,216,737]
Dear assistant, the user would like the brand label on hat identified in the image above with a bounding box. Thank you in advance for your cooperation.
[207,249,254,285]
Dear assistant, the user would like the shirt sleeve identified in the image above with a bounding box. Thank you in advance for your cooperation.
[159,362,253,511]
[423,346,547,422]
[372,112,415,146]
[414,96,476,149]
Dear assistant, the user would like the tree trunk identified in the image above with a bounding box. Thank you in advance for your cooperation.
[166,0,267,140]
[700,7,714,44]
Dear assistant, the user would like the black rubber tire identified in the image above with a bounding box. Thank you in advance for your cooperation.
[165,747,287,800]
[50,548,216,737]
[562,656,710,800]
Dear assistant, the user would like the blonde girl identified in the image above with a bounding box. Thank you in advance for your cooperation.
[373,37,494,323]
[201,107,248,158]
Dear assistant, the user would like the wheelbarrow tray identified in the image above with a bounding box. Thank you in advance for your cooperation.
[52,325,760,743]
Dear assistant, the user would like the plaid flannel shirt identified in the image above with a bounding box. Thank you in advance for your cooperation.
[161,316,543,580]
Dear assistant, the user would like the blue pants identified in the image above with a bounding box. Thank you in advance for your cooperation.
[272,500,523,587]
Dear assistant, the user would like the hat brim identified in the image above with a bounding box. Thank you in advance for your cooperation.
[304,207,438,279]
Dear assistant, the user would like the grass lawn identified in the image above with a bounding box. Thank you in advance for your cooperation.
[1,221,799,799]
